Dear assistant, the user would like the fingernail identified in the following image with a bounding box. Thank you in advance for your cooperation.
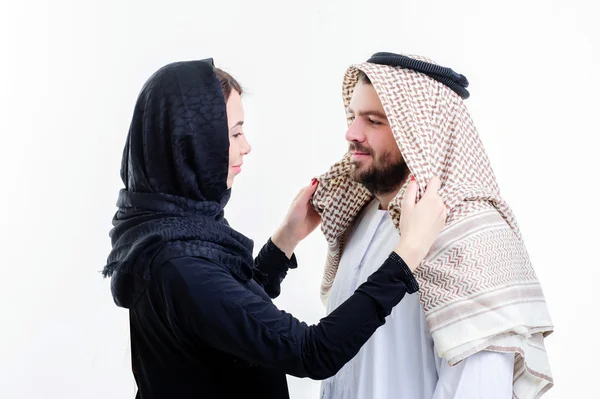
[410,175,415,182]
[311,178,317,186]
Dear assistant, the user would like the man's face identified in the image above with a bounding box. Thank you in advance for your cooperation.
[346,81,408,195]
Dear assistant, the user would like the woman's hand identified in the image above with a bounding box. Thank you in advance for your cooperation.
[271,179,322,258]
[394,176,447,271]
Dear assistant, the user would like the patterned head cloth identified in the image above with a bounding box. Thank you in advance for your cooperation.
[310,53,554,398]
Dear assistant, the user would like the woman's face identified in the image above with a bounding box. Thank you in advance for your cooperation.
[226,90,251,189]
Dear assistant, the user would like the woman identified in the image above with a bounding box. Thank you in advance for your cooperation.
[103,58,447,398]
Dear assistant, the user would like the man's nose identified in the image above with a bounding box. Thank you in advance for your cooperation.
[345,119,366,143]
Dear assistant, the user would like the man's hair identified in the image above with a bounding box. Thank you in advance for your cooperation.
[357,70,372,85]
[215,68,243,100]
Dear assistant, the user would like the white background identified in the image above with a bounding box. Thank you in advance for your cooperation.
[1,0,598,398]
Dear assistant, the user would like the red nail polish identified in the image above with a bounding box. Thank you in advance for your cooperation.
[311,178,317,186]
[410,176,415,181]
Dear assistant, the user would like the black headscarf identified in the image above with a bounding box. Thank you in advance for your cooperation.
[103,59,254,308]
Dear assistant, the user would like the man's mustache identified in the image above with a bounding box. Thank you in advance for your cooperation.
[348,144,373,155]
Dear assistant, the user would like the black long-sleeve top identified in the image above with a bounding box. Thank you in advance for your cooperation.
[126,240,419,398]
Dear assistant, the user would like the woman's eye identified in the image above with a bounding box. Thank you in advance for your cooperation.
[232,132,243,138]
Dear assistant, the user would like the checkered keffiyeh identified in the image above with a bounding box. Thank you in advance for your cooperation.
[310,55,554,398]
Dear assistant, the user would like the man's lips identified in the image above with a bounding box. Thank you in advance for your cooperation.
[351,151,371,158]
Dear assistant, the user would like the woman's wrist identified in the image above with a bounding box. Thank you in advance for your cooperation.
[393,240,424,272]
[271,226,299,259]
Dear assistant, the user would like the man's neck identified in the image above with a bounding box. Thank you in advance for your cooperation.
[377,189,400,211]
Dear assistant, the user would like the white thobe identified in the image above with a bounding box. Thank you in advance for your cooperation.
[321,200,514,399]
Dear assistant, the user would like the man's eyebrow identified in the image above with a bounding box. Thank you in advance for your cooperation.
[229,121,244,130]
[346,108,387,119]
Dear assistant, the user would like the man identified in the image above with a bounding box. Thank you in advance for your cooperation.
[311,53,553,398]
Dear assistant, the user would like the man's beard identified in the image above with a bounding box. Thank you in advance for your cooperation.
[349,145,408,196]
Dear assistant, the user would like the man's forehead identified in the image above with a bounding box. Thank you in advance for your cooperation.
[349,82,382,105]
[347,83,387,118]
